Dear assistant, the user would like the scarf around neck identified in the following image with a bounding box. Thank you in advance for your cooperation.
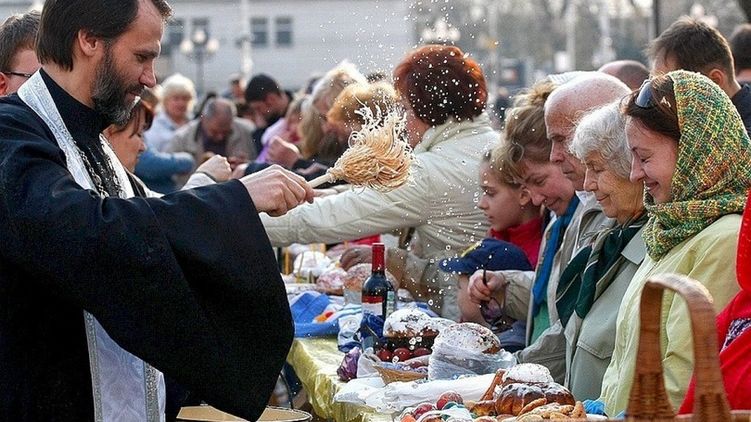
[643,70,751,259]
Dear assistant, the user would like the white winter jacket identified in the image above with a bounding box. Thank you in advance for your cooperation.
[261,115,497,312]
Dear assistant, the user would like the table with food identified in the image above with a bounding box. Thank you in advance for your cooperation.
[281,242,606,422]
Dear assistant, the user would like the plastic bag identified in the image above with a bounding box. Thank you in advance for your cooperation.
[428,341,515,380]
[358,312,385,351]
[356,349,381,378]
[337,346,361,381]
[364,373,496,413]
[337,313,362,352]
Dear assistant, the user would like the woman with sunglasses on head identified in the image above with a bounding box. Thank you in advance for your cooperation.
[595,70,751,416]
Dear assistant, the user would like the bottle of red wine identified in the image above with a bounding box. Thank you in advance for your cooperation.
[361,243,395,320]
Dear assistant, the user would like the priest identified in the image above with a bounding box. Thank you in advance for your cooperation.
[0,0,314,421]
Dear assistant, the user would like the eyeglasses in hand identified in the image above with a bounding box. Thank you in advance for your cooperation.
[479,268,514,333]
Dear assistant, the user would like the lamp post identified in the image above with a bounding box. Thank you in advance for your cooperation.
[180,28,220,95]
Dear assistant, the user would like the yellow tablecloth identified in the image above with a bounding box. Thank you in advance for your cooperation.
[287,338,392,422]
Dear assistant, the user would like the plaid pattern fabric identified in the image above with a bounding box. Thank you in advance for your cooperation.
[643,70,751,259]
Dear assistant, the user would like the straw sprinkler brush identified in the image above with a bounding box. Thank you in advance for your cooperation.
[308,107,414,192]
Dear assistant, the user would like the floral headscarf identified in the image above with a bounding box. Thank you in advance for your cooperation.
[643,70,751,259]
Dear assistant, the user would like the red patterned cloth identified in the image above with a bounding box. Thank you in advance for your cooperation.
[679,190,751,413]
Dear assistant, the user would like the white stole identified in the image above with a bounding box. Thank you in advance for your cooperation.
[18,72,165,422]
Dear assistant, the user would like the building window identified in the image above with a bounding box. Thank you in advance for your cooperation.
[275,17,293,47]
[251,17,269,48]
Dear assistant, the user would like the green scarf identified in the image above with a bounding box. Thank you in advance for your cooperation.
[643,70,751,259]
[556,214,647,327]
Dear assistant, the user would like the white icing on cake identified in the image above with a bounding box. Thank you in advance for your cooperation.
[384,308,435,335]
[502,363,554,384]
[432,322,500,354]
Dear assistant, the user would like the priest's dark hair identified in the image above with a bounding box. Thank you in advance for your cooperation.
[36,0,172,71]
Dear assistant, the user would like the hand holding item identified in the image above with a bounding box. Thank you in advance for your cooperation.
[195,154,231,182]
[468,270,507,305]
[227,155,249,171]
[231,163,249,179]
[240,164,314,216]
[340,246,373,270]
[266,136,301,169]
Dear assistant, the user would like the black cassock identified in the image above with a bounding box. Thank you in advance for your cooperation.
[0,75,292,421]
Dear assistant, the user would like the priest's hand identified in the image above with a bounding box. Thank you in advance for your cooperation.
[240,165,314,216]
[468,270,507,304]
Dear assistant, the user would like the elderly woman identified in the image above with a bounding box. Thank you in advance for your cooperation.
[143,73,196,152]
[135,74,198,193]
[597,70,751,416]
[261,45,495,319]
[560,101,647,401]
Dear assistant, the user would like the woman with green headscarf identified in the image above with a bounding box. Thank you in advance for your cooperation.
[597,70,751,416]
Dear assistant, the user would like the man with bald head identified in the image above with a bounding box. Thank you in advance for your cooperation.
[598,60,649,90]
[501,73,631,385]
[504,73,632,382]
[546,73,631,193]
[167,97,256,176]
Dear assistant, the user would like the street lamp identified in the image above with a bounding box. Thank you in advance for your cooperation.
[180,28,220,95]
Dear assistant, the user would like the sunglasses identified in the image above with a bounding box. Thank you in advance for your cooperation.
[635,79,671,109]
[478,268,514,333]
[2,70,34,79]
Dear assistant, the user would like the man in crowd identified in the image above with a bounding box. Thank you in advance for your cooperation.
[0,10,40,96]
[244,73,292,152]
[510,73,628,381]
[597,59,649,90]
[729,23,751,85]
[0,0,313,420]
[648,17,751,134]
[167,97,256,170]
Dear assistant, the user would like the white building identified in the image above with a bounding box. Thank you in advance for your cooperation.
[0,0,414,94]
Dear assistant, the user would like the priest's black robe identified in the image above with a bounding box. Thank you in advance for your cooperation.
[0,79,293,421]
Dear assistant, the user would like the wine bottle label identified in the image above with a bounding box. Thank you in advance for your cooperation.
[362,295,384,317]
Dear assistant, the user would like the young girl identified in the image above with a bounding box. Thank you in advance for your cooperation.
[441,150,543,352]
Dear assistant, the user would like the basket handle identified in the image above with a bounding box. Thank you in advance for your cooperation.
[626,274,730,421]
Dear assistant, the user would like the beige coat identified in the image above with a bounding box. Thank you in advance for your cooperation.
[261,115,497,317]
[564,226,646,400]
[509,195,613,382]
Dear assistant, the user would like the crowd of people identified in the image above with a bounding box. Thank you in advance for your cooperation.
[3,0,751,420]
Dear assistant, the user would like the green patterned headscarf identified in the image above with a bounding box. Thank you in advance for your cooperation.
[643,70,751,259]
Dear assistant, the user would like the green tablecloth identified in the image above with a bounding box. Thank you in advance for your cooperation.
[287,338,392,422]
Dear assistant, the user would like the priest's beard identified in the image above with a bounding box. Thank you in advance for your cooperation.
[91,48,143,126]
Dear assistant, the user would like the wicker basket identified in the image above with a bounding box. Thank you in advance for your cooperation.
[616,274,751,422]
[373,364,427,384]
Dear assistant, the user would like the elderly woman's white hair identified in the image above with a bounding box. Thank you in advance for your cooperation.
[161,73,196,103]
[570,101,631,179]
